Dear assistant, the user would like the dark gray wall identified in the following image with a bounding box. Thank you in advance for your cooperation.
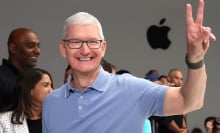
[0,0,219,132]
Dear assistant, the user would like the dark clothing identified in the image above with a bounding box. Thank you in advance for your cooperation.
[149,116,160,133]
[0,59,20,111]
[158,115,184,133]
[27,119,42,133]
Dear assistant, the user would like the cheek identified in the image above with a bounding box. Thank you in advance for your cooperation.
[60,44,68,58]
[100,43,106,57]
[32,89,48,102]
[19,47,32,55]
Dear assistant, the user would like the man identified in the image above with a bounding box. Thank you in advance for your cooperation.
[0,28,40,111]
[167,68,184,87]
[42,0,216,132]
[158,68,188,133]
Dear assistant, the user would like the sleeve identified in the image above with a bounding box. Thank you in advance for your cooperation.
[0,113,8,133]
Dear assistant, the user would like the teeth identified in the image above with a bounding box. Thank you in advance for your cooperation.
[31,57,38,59]
[79,57,91,61]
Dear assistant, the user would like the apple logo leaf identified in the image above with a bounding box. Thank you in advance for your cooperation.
[159,18,166,25]
[146,17,171,50]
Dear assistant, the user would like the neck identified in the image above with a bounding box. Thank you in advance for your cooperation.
[9,57,33,72]
[29,105,42,120]
[71,69,99,92]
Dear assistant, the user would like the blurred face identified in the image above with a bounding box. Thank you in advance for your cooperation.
[206,120,214,131]
[111,67,116,74]
[215,124,220,133]
[64,68,72,83]
[12,31,40,68]
[168,71,183,87]
[160,77,168,85]
[31,74,53,106]
[60,24,106,74]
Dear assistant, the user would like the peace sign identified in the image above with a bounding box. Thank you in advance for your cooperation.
[186,0,216,63]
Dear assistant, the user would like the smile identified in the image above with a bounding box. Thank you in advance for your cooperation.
[79,57,91,61]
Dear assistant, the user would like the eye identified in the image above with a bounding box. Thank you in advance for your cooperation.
[88,40,99,45]
[26,43,35,48]
[70,40,82,44]
[42,83,50,87]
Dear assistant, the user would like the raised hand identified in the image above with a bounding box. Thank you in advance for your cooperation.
[186,0,216,63]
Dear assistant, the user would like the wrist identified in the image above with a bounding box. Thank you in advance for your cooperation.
[185,54,205,69]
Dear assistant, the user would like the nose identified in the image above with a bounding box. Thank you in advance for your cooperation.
[79,42,90,54]
[34,45,40,55]
[48,86,53,93]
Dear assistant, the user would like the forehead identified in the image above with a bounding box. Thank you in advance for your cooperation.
[175,71,183,77]
[65,24,100,39]
[37,74,51,84]
[15,31,39,44]
[171,71,182,76]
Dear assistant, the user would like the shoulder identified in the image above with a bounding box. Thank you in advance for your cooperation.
[0,111,12,120]
[113,73,142,83]
[113,73,161,90]
[0,111,29,133]
[0,60,19,84]
[0,111,13,127]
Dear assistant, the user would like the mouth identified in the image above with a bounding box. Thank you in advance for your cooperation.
[31,56,38,61]
[78,57,92,61]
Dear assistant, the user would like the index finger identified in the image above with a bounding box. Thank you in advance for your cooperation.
[186,3,193,27]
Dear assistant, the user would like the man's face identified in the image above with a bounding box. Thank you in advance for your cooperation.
[169,71,183,87]
[60,24,106,74]
[12,31,40,68]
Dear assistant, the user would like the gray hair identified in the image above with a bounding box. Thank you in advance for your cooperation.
[62,12,104,40]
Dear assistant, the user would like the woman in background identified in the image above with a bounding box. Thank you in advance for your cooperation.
[0,68,53,133]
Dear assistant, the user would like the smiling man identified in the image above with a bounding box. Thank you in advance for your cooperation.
[0,28,40,111]
[43,0,216,132]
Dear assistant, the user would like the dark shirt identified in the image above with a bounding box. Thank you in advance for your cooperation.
[0,59,20,111]
[27,119,42,133]
[158,115,184,133]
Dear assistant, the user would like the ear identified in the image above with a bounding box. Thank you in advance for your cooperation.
[59,41,67,59]
[101,41,107,58]
[9,43,16,54]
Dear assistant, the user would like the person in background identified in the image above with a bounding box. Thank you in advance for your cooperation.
[42,0,216,132]
[0,68,53,133]
[110,63,116,74]
[116,69,131,74]
[145,73,160,82]
[167,68,184,87]
[159,75,169,85]
[158,68,188,133]
[101,58,113,73]
[144,119,152,133]
[204,116,216,133]
[64,64,71,84]
[145,69,159,78]
[0,28,40,111]
[212,117,220,133]
[191,128,203,133]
